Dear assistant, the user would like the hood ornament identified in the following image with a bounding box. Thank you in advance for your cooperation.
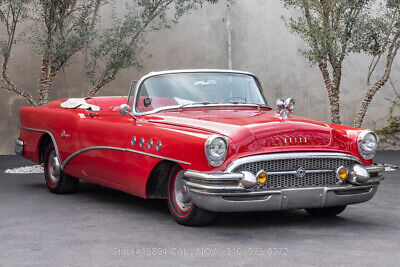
[276,98,295,119]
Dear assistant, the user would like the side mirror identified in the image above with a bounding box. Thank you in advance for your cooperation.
[119,104,131,115]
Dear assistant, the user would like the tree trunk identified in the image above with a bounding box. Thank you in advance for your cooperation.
[1,55,37,106]
[328,91,341,125]
[354,79,387,128]
[87,74,115,97]
[38,58,59,106]
[318,61,341,125]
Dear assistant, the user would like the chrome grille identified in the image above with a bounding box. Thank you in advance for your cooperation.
[232,157,360,189]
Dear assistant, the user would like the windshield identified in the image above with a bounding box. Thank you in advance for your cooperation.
[133,72,268,113]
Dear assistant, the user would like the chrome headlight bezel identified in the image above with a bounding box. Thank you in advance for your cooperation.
[357,130,379,160]
[205,135,228,167]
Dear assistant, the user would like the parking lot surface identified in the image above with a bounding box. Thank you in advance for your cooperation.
[0,151,399,266]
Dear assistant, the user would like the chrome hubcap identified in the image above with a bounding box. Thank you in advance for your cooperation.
[174,171,192,211]
[48,151,59,184]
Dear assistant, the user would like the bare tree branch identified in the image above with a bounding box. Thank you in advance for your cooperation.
[0,1,37,106]
[354,25,400,127]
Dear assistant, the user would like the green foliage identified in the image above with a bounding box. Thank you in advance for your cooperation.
[0,0,30,58]
[282,0,400,126]
[281,0,400,63]
[375,80,400,147]
[85,0,218,91]
[282,0,375,63]
[0,0,218,103]
[351,1,400,56]
[26,0,103,70]
[376,95,400,147]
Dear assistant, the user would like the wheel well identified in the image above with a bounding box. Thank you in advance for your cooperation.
[146,160,180,199]
[38,134,52,164]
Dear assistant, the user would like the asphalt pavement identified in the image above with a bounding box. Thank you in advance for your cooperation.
[0,151,399,266]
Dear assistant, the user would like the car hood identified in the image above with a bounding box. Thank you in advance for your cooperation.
[147,108,350,153]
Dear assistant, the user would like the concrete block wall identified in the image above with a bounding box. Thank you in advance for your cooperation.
[0,0,398,154]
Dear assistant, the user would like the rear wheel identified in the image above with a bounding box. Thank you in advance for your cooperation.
[305,206,346,217]
[167,166,215,226]
[43,143,79,194]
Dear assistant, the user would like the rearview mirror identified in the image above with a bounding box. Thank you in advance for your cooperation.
[119,104,131,115]
[143,97,152,108]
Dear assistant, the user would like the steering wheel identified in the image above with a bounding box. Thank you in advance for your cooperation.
[220,96,247,104]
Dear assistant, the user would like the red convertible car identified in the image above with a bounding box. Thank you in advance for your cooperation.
[16,69,384,225]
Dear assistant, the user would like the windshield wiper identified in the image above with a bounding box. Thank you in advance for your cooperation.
[178,101,212,110]
[222,102,268,108]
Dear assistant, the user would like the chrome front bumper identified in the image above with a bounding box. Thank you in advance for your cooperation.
[184,170,383,212]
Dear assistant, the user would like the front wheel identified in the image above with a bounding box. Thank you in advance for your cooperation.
[43,143,79,194]
[305,206,346,217]
[167,166,215,226]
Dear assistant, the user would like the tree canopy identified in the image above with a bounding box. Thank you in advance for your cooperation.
[0,0,218,106]
[282,0,400,126]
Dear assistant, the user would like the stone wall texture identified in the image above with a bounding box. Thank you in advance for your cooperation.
[0,0,399,154]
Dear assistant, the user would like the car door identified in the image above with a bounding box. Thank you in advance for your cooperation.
[117,116,153,193]
[77,110,130,184]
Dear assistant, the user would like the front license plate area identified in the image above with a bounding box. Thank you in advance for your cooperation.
[281,188,324,210]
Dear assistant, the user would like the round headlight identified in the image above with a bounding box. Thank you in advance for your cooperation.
[205,135,228,167]
[358,130,379,160]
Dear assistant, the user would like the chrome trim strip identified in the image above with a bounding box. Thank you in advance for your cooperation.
[133,103,269,116]
[225,152,362,173]
[184,169,333,181]
[185,170,243,181]
[61,146,191,170]
[22,127,61,161]
[366,163,385,173]
[127,149,190,165]
[267,169,333,176]
[62,147,121,169]
[130,69,266,116]
[185,181,244,191]
[188,184,378,197]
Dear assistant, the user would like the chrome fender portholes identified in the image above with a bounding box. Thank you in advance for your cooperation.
[131,136,161,151]
[156,141,162,151]
[140,138,145,147]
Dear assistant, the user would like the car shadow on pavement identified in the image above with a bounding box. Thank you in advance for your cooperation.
[213,210,352,228]
[22,180,385,229]
[22,180,169,214]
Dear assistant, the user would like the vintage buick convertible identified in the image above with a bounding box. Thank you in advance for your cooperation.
[16,69,384,225]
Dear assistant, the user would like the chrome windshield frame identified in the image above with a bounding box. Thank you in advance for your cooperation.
[129,69,269,116]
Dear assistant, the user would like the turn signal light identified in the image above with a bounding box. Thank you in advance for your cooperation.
[336,166,348,180]
[256,170,268,184]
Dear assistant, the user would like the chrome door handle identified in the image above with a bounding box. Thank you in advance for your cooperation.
[87,112,99,118]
